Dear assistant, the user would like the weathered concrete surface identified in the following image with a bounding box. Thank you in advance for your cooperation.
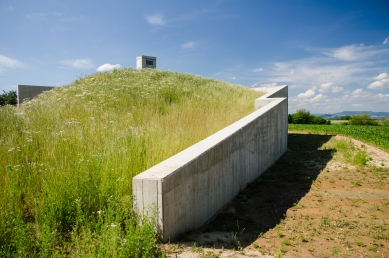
[17,85,55,104]
[133,85,288,242]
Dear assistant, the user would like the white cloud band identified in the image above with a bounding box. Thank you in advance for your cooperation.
[60,59,94,69]
[145,14,165,25]
[97,63,121,72]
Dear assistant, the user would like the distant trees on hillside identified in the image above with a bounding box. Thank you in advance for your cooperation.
[340,115,351,120]
[288,109,331,125]
[289,110,386,126]
[348,113,379,126]
[0,90,17,107]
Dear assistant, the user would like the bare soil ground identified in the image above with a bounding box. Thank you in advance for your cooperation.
[162,132,389,258]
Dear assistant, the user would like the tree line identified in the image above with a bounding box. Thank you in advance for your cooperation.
[288,109,331,125]
[288,109,387,126]
[0,90,17,107]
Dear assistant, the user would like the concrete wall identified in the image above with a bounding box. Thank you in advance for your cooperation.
[133,85,288,242]
[17,85,55,105]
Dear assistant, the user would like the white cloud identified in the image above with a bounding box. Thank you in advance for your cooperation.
[241,42,389,113]
[181,42,195,49]
[319,82,344,93]
[0,55,26,69]
[290,70,294,75]
[229,76,236,80]
[384,37,389,44]
[374,72,389,80]
[331,45,358,61]
[261,44,389,96]
[96,63,121,72]
[268,59,366,88]
[352,103,363,107]
[60,59,94,69]
[368,81,383,89]
[290,86,389,114]
[327,45,362,61]
[297,89,315,98]
[332,86,344,93]
[145,14,165,25]
[323,44,387,61]
[0,54,26,75]
[253,68,263,72]
[368,73,389,89]
[352,88,363,96]
[319,83,333,92]
[377,93,389,101]
[310,94,325,103]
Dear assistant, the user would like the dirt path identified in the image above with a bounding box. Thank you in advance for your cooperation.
[162,132,389,257]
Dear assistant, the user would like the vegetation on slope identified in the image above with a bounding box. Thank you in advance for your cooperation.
[0,68,263,256]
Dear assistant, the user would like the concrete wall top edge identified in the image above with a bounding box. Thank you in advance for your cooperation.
[254,85,288,99]
[18,85,56,87]
[17,85,56,105]
[134,86,288,181]
[137,55,156,60]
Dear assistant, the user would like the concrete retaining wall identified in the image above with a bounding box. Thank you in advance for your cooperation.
[17,85,55,105]
[133,85,288,242]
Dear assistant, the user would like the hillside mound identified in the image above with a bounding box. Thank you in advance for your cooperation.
[0,68,263,256]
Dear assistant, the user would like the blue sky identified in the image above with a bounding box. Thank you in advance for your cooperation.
[1,0,388,113]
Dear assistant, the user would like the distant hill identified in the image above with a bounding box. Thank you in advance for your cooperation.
[314,111,389,120]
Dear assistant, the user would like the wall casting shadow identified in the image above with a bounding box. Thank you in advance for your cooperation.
[176,133,335,249]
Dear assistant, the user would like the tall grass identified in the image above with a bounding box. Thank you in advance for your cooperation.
[0,68,263,256]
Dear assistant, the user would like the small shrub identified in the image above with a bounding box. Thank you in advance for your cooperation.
[292,109,311,124]
[300,235,309,242]
[381,119,389,126]
[353,149,369,166]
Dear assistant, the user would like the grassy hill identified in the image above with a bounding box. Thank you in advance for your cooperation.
[0,68,263,256]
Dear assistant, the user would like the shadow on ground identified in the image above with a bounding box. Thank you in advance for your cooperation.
[174,133,335,249]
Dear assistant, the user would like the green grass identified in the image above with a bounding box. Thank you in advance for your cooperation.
[289,124,389,152]
[0,68,263,257]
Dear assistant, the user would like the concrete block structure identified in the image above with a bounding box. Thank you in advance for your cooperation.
[133,85,288,242]
[17,85,55,105]
[136,55,156,69]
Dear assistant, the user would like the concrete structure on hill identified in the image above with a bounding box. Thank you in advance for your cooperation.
[17,85,55,105]
[133,85,288,242]
[136,55,156,69]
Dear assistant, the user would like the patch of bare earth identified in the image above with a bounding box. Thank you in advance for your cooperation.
[162,132,389,257]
